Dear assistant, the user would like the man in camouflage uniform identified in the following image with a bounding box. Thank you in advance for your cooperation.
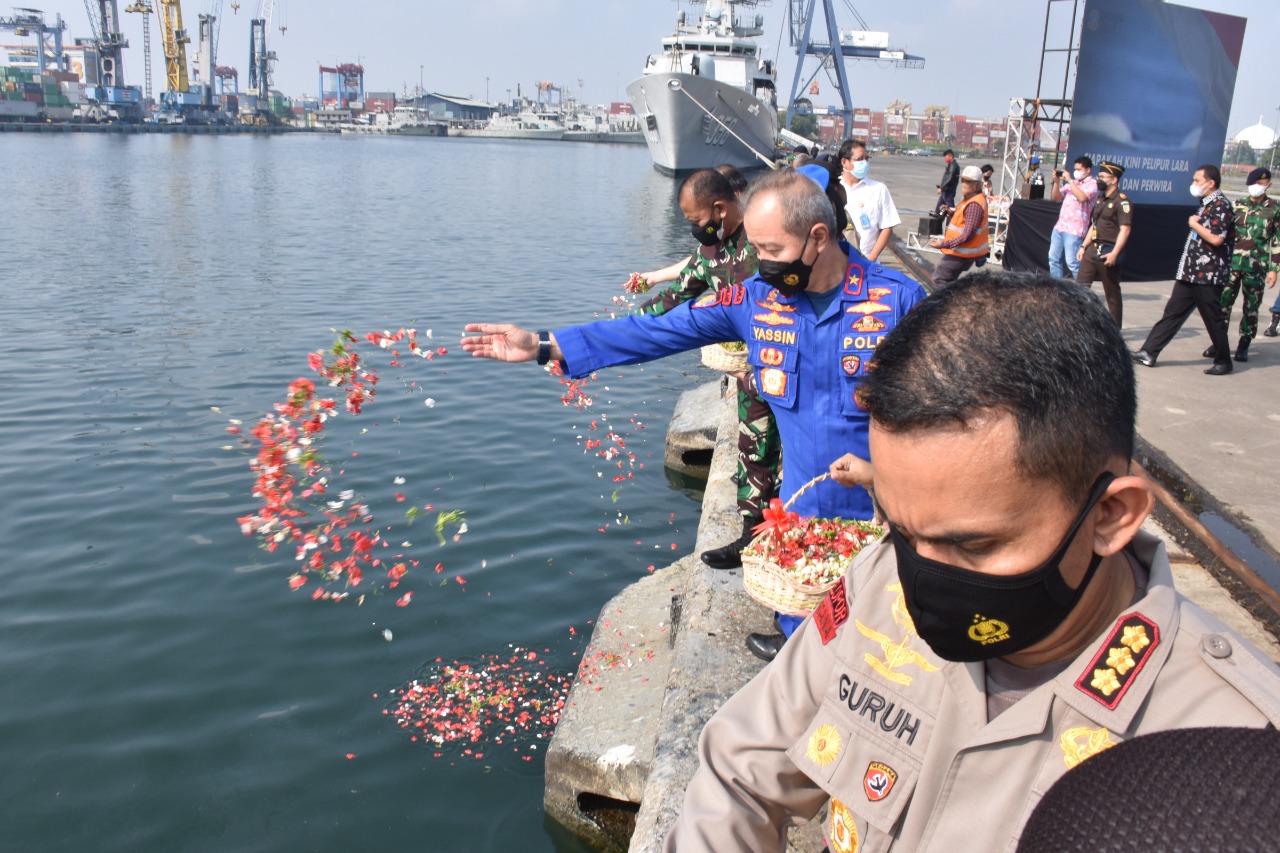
[637,169,779,569]
[1214,167,1280,361]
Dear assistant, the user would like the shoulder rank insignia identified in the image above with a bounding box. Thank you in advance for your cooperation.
[814,579,850,645]
[1075,612,1159,710]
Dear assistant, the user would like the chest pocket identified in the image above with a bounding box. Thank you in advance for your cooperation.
[750,342,798,409]
[837,310,890,417]
[787,684,930,853]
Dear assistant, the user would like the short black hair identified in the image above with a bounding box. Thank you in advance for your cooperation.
[837,138,868,162]
[1074,155,1093,170]
[942,148,955,157]
[679,168,736,206]
[981,164,994,175]
[714,164,749,195]
[859,271,1135,502]
[1197,163,1222,189]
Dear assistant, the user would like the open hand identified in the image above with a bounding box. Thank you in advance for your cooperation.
[460,323,540,362]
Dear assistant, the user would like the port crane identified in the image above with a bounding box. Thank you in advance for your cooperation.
[123,2,153,103]
[0,8,68,74]
[245,0,281,123]
[77,0,143,121]
[785,0,924,138]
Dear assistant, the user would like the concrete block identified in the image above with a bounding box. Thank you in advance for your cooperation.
[663,379,724,476]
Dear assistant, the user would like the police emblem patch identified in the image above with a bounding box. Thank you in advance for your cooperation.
[807,724,842,767]
[1059,725,1116,770]
[760,368,788,397]
[814,579,850,644]
[842,354,861,375]
[829,799,859,853]
[1075,613,1159,709]
[783,273,800,286]
[759,346,785,366]
[967,614,1011,647]
[850,315,887,333]
[862,761,897,802]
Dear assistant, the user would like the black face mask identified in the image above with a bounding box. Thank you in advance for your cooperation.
[691,217,723,246]
[757,235,812,297]
[891,472,1117,662]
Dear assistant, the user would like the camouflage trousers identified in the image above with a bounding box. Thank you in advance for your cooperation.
[735,373,780,524]
[1220,271,1266,342]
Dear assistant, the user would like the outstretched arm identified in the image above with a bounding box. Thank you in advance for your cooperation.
[460,323,561,363]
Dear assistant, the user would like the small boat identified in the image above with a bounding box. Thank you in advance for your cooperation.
[453,109,566,141]
[627,0,779,175]
[388,104,447,137]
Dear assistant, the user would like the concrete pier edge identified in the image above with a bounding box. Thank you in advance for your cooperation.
[543,236,1280,851]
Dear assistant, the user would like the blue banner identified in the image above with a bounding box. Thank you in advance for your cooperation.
[1070,0,1247,205]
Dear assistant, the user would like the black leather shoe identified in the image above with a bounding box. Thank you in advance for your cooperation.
[1264,314,1280,337]
[1131,349,1155,367]
[1204,362,1233,375]
[746,632,786,662]
[700,530,753,570]
[1235,342,1250,363]
[1202,346,1217,359]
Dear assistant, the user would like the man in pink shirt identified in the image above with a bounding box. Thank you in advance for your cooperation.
[1048,156,1099,279]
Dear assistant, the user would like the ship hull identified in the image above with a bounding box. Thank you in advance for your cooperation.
[452,127,565,141]
[627,72,778,175]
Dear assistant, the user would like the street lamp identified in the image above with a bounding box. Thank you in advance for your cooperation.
[1271,104,1280,171]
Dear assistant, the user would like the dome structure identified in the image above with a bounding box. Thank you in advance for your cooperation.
[1234,117,1276,150]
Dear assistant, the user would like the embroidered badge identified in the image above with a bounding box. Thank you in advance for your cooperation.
[755,296,797,313]
[814,580,850,644]
[967,614,1011,647]
[850,315,887,333]
[759,346,785,367]
[867,286,892,300]
[806,724,843,767]
[829,799,859,853]
[753,309,797,327]
[1075,613,1159,709]
[863,761,897,802]
[855,584,940,686]
[842,263,866,297]
[692,284,746,309]
[845,301,892,315]
[759,368,788,397]
[841,354,861,375]
[1059,725,1116,770]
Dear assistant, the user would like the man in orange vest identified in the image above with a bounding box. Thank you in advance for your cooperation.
[929,165,990,286]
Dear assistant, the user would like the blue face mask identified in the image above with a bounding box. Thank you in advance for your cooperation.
[850,160,870,180]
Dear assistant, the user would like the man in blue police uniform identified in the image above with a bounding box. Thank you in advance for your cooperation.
[462,170,926,659]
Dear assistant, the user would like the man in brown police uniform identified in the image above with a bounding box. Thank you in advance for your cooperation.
[664,272,1280,853]
[1077,161,1133,325]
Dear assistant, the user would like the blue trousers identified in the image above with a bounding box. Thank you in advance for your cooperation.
[1048,229,1084,279]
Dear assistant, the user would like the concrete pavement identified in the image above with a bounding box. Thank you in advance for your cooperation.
[1118,277,1280,577]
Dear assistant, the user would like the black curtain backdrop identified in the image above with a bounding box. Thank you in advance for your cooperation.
[1002,199,1198,282]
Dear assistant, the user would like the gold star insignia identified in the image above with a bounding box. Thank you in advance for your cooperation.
[1106,646,1136,675]
[1121,625,1150,653]
[1091,668,1121,697]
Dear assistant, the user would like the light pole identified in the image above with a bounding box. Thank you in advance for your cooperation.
[485,76,489,103]
[1271,104,1280,171]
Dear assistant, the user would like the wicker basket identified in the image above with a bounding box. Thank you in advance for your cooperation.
[741,474,881,616]
[700,341,749,374]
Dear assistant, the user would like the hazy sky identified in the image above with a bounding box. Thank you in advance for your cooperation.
[12,0,1280,137]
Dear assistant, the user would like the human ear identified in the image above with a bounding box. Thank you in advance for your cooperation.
[1091,475,1154,557]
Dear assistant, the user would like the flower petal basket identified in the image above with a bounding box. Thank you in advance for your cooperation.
[700,341,750,374]
[741,474,886,616]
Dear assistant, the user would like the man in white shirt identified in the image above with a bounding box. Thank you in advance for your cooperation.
[837,138,902,263]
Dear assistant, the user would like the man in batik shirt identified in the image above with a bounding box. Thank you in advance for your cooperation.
[1132,164,1236,375]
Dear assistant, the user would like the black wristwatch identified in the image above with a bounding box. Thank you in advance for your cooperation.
[536,330,552,366]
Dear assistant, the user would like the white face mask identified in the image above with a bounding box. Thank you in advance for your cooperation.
[1190,183,1206,199]
[1073,169,1086,180]
[1248,184,1268,199]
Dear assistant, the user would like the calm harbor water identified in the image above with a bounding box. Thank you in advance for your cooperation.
[0,133,706,851]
